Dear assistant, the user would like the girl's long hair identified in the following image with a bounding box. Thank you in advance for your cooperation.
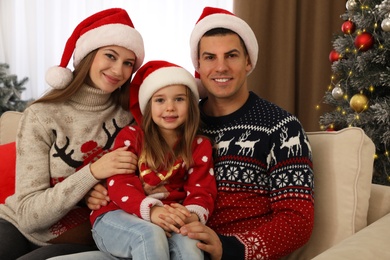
[31,49,131,110]
[141,87,200,171]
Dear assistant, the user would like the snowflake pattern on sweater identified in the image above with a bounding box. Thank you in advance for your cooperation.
[200,92,314,260]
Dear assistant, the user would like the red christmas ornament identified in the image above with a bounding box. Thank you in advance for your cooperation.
[341,20,356,34]
[329,49,341,63]
[354,32,374,51]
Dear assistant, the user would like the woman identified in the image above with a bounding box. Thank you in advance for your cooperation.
[0,8,144,260]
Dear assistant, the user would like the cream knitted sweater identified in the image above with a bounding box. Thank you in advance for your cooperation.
[0,84,131,246]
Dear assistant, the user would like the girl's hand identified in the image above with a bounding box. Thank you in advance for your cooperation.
[180,221,222,260]
[150,205,187,235]
[163,203,197,224]
[90,146,138,180]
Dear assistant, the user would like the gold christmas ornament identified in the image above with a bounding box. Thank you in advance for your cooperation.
[350,93,368,112]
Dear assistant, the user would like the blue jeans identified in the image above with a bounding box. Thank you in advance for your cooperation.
[92,210,204,260]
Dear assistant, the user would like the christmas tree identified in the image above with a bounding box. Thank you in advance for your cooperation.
[0,63,29,116]
[320,0,390,186]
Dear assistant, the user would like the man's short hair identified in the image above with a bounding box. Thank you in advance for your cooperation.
[198,27,249,59]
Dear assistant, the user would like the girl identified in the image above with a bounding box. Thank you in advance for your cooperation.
[0,8,144,260]
[90,60,217,260]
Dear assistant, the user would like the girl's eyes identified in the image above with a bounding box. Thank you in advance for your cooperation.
[154,98,164,103]
[153,97,186,103]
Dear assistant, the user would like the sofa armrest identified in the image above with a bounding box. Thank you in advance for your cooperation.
[0,111,23,144]
[312,212,390,260]
[368,184,390,225]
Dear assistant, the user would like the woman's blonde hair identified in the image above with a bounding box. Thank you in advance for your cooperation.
[141,86,200,171]
[31,49,131,110]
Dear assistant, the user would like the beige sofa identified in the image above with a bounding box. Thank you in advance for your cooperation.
[1,110,390,259]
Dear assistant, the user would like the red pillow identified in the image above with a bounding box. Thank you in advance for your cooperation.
[0,142,16,203]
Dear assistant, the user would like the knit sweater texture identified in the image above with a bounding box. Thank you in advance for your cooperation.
[0,85,131,246]
[90,125,217,225]
[200,92,314,260]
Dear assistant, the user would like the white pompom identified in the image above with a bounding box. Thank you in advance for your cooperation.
[45,66,73,89]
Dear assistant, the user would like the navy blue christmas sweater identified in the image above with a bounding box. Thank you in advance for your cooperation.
[199,92,314,260]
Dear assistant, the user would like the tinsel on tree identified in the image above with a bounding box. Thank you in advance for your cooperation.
[320,0,390,186]
[0,63,29,116]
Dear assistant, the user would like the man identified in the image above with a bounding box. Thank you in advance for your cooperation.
[179,7,314,260]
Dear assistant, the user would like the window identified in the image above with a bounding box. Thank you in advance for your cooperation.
[0,0,233,99]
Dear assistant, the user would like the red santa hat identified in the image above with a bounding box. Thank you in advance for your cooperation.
[46,8,144,89]
[129,60,199,125]
[190,7,258,97]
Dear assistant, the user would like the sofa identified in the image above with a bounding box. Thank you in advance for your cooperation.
[1,110,390,259]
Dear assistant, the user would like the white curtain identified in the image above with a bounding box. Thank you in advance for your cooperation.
[0,0,232,99]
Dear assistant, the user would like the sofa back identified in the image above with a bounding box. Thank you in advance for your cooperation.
[284,127,375,259]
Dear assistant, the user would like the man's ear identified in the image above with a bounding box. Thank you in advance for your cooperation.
[246,56,253,73]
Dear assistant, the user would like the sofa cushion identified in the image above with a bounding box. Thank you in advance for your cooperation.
[312,212,390,260]
[284,127,375,259]
[0,142,16,203]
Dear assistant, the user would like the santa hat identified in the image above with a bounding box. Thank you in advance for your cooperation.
[46,8,144,89]
[129,60,199,125]
[190,6,258,74]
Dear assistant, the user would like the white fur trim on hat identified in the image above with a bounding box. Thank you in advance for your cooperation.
[45,66,73,90]
[139,66,199,114]
[74,23,144,71]
[190,12,258,75]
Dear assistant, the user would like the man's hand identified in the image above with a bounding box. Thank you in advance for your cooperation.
[180,221,222,260]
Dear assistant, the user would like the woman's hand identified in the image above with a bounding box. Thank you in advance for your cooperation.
[180,221,222,260]
[86,147,138,210]
[84,183,109,210]
[90,146,138,180]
